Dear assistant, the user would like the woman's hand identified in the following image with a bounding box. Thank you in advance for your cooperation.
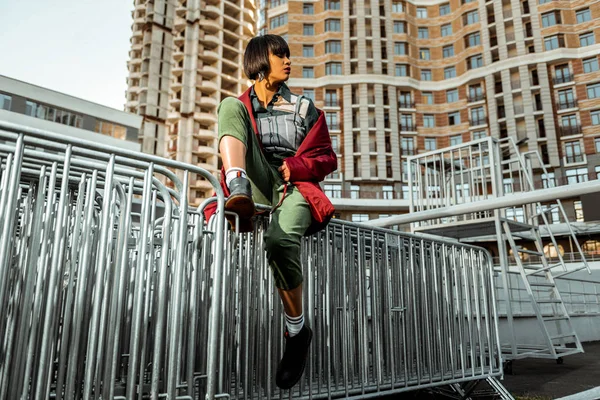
[278,161,291,182]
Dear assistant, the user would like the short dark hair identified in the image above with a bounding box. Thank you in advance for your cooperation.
[243,35,290,80]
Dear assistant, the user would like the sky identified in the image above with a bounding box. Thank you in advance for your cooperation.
[0,0,134,111]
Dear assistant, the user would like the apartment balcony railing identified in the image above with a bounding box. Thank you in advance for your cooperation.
[565,154,585,164]
[470,118,487,126]
[514,105,525,115]
[400,123,416,131]
[503,9,513,18]
[559,124,582,137]
[506,32,516,42]
[399,101,415,109]
[325,100,339,107]
[329,123,341,130]
[554,74,574,85]
[468,93,485,102]
[401,148,416,156]
[511,80,521,90]
[557,100,578,110]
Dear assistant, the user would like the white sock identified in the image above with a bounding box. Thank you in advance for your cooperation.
[285,313,304,337]
[225,167,247,187]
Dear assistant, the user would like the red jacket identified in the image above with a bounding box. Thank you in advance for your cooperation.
[204,88,338,236]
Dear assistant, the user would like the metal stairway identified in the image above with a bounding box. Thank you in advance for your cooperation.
[498,139,590,361]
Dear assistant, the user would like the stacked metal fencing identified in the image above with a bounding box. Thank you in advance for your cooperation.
[0,120,503,399]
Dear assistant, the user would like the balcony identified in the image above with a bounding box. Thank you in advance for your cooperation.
[194,112,217,124]
[565,154,584,164]
[401,148,416,156]
[514,105,525,115]
[554,74,574,85]
[199,80,218,94]
[559,124,582,137]
[398,101,415,109]
[400,124,416,132]
[556,100,578,110]
[470,118,487,127]
[325,100,340,108]
[468,93,485,103]
[197,128,216,139]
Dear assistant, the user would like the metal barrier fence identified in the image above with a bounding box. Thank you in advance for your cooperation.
[0,121,503,399]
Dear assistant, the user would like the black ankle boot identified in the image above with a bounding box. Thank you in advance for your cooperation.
[276,325,312,390]
[225,177,255,232]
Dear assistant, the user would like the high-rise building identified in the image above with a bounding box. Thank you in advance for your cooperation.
[262,0,600,222]
[126,0,257,202]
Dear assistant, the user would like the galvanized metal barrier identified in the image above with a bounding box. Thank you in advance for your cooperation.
[0,120,504,399]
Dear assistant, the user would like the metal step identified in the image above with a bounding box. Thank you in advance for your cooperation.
[528,281,555,287]
[516,248,543,256]
[554,265,589,279]
[550,333,577,340]
[544,316,569,322]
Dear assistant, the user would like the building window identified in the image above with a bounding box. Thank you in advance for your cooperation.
[464,10,479,25]
[541,11,561,27]
[588,83,600,99]
[473,130,486,140]
[400,114,414,129]
[304,89,315,100]
[441,23,453,37]
[394,21,406,33]
[303,24,314,35]
[541,172,555,188]
[468,54,483,69]
[95,120,127,139]
[270,0,287,6]
[425,137,437,151]
[395,64,409,76]
[394,42,408,55]
[382,185,394,200]
[448,111,461,125]
[467,32,480,47]
[324,184,341,198]
[325,89,338,107]
[439,3,451,16]
[574,201,584,222]
[25,100,84,128]
[444,67,456,79]
[469,85,483,101]
[325,40,342,54]
[350,184,360,199]
[447,89,459,103]
[566,167,588,184]
[576,8,591,24]
[583,57,599,73]
[325,62,342,75]
[443,45,454,58]
[450,134,462,145]
[418,27,429,39]
[303,45,314,57]
[564,141,584,164]
[326,112,339,130]
[592,110,600,126]
[0,93,11,111]
[422,92,433,104]
[417,7,428,18]
[270,13,287,29]
[352,214,369,222]
[544,34,565,50]
[303,67,314,78]
[325,19,341,32]
[419,48,430,60]
[580,32,595,47]
[303,3,314,14]
[423,114,435,128]
[392,1,404,13]
[324,0,341,10]
[471,107,485,124]
[421,69,432,81]
[330,135,339,153]
[401,137,415,155]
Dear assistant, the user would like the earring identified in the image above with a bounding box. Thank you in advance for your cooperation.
[258,71,265,82]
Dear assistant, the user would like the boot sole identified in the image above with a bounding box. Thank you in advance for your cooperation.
[276,328,313,390]
[225,194,255,220]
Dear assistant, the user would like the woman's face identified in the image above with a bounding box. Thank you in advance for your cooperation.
[266,51,291,83]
